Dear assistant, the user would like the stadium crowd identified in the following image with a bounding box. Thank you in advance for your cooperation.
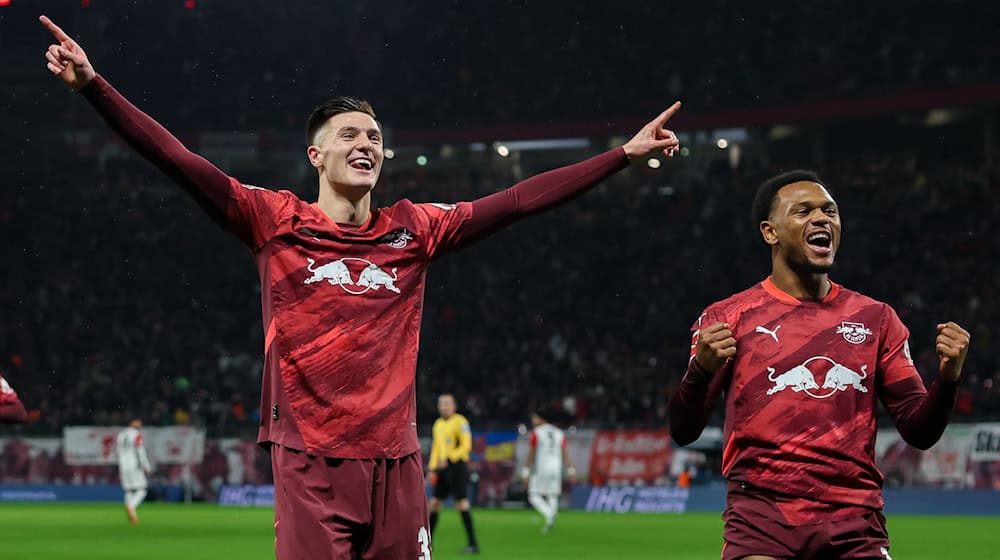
[3,0,997,129]
[0,0,997,436]
[2,127,998,436]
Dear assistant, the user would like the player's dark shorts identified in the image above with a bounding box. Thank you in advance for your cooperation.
[722,481,891,560]
[433,459,470,501]
[271,445,431,560]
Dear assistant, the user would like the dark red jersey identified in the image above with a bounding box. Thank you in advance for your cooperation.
[235,189,478,457]
[81,75,629,458]
[670,277,957,524]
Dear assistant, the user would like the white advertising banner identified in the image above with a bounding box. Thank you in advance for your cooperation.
[969,423,1000,462]
[63,426,206,466]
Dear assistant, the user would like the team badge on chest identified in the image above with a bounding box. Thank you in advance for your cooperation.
[836,321,873,344]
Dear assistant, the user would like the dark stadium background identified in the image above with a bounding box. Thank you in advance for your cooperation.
[0,0,997,484]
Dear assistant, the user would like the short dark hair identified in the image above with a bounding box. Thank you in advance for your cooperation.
[306,96,378,145]
[751,169,829,227]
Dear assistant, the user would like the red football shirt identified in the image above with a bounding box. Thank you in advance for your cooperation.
[228,186,476,457]
[673,277,956,524]
[80,74,630,459]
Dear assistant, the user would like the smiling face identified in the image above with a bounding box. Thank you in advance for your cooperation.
[307,111,384,197]
[760,181,842,274]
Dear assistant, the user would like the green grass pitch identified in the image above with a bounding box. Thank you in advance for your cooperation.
[1,503,998,559]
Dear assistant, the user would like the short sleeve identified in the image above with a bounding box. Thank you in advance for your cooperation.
[226,179,299,251]
[878,304,918,386]
[411,202,475,260]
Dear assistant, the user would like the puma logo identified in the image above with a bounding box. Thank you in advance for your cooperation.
[755,325,781,342]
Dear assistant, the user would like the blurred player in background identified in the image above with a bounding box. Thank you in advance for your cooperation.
[40,14,681,560]
[0,373,27,424]
[117,418,153,524]
[521,410,575,533]
[669,170,971,560]
[428,394,479,554]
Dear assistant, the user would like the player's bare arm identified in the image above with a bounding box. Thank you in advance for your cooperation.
[936,321,971,383]
[694,322,736,375]
[40,16,96,90]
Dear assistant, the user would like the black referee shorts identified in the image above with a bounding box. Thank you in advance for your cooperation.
[433,460,469,501]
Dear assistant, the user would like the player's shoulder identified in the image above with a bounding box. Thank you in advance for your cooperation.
[701,282,770,319]
[385,199,462,220]
[232,181,301,202]
[831,283,896,316]
[452,413,470,425]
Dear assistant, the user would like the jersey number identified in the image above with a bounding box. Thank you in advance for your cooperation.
[418,526,432,560]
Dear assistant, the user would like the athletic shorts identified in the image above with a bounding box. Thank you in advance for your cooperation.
[119,468,147,492]
[528,468,562,496]
[722,482,891,560]
[432,460,470,501]
[271,445,431,560]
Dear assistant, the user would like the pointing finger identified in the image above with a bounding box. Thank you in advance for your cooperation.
[654,101,682,128]
[39,15,71,43]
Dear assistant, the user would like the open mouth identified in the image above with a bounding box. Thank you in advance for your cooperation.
[805,231,832,254]
[349,157,374,172]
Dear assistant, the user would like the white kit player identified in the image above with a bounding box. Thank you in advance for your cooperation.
[117,418,153,524]
[521,411,576,533]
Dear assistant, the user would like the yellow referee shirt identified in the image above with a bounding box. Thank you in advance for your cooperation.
[429,413,472,466]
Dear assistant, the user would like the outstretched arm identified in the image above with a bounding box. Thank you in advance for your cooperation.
[433,103,682,252]
[40,15,236,225]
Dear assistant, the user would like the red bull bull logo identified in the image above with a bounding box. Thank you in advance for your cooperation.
[303,257,401,295]
[766,356,869,399]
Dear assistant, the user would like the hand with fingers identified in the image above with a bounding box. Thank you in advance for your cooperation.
[39,15,95,90]
[622,101,682,161]
[694,322,736,376]
[936,321,971,383]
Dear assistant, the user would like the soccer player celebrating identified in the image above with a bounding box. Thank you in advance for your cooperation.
[428,394,478,553]
[117,418,153,524]
[669,170,971,560]
[40,15,682,560]
[520,409,576,534]
[0,373,27,424]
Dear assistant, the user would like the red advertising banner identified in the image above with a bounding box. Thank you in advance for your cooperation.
[589,429,672,486]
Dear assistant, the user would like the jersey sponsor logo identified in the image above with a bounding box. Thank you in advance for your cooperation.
[880,547,893,560]
[429,203,456,211]
[0,377,13,395]
[766,356,869,399]
[304,257,401,295]
[836,321,873,344]
[754,324,781,342]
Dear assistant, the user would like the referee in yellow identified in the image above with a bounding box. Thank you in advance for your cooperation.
[428,393,480,554]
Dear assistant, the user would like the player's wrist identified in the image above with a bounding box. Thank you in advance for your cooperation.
[566,466,577,476]
[521,467,531,479]
[688,358,714,380]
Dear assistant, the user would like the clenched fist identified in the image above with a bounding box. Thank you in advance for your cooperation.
[936,321,971,383]
[694,322,736,374]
